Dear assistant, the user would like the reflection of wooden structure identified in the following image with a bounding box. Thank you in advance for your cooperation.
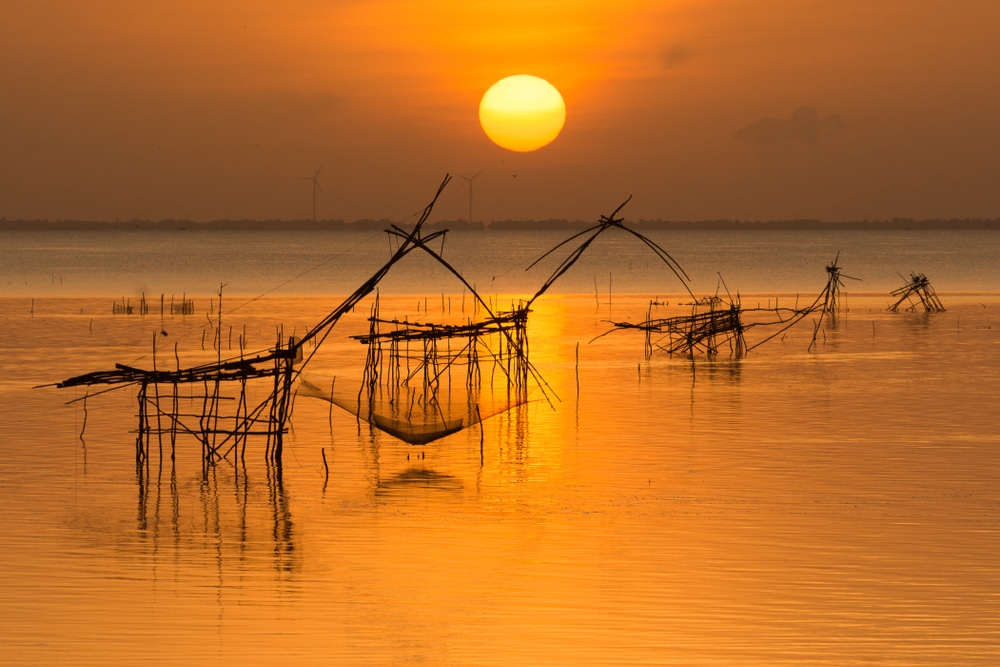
[888,272,945,312]
[135,451,298,575]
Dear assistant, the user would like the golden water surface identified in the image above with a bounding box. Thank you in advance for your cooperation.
[1,292,998,666]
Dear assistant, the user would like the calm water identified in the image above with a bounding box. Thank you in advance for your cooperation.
[1,226,999,665]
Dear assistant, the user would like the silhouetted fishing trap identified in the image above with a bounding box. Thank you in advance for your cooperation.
[51,175,553,462]
[56,304,299,469]
[607,299,748,358]
[599,256,866,358]
[355,301,531,405]
[303,298,534,445]
[888,272,945,312]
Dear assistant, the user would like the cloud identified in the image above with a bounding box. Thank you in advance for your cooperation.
[734,105,846,149]
[660,45,692,69]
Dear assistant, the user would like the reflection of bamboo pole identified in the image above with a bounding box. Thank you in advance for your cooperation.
[575,342,580,400]
[477,404,484,466]
[77,391,90,442]
[152,333,163,463]
[137,382,148,464]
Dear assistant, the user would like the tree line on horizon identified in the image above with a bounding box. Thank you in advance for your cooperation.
[0,217,995,231]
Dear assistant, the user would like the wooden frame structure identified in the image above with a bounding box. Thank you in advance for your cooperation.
[525,195,694,307]
[340,297,533,444]
[601,256,864,358]
[801,255,861,350]
[607,298,748,359]
[53,175,553,463]
[57,292,298,471]
[888,272,945,312]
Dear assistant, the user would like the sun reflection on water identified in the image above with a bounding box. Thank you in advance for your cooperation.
[2,291,999,665]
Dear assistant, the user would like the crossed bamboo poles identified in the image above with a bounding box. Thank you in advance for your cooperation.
[54,175,934,460]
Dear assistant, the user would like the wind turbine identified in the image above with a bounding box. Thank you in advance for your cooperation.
[300,164,323,221]
[455,169,485,224]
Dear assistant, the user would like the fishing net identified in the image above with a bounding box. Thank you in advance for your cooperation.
[298,375,527,445]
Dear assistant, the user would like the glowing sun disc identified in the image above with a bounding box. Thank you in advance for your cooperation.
[479,75,566,152]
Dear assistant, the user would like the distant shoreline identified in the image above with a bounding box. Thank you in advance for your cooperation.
[1,217,996,232]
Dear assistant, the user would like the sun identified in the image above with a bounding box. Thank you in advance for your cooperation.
[479,75,566,152]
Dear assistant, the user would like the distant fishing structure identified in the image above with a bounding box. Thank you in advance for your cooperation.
[111,294,194,316]
[802,254,861,350]
[524,196,751,358]
[601,295,748,359]
[888,271,945,312]
[596,255,864,358]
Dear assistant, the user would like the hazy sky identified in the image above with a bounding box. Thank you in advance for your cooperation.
[2,0,998,223]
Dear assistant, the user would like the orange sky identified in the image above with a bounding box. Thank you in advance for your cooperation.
[2,0,998,222]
